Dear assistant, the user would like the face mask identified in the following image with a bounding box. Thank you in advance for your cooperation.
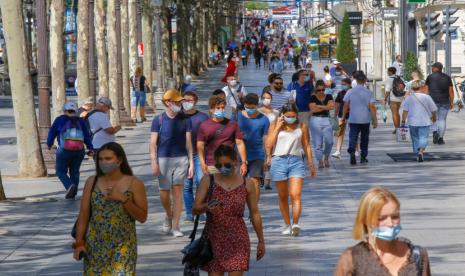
[262,99,271,106]
[169,103,182,113]
[228,80,238,87]
[213,110,225,119]
[371,225,402,241]
[341,85,350,91]
[304,76,311,82]
[336,72,342,76]
[100,162,120,174]
[284,116,296,124]
[245,108,256,115]
[182,102,194,111]
[219,166,234,176]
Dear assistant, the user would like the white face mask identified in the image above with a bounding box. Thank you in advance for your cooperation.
[182,102,194,111]
[228,80,238,87]
[262,99,271,106]
[169,103,182,113]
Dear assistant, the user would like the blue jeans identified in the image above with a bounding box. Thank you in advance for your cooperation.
[131,90,146,107]
[309,116,334,161]
[55,148,85,190]
[183,154,203,218]
[270,155,305,181]
[409,126,430,153]
[432,104,449,138]
[348,123,370,158]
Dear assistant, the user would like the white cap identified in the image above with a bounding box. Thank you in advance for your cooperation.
[63,101,78,112]
[184,75,192,84]
[333,60,341,65]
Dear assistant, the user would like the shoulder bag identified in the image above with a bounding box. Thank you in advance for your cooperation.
[182,174,215,275]
[410,92,433,123]
[71,176,98,239]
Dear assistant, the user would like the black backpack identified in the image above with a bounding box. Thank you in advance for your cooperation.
[392,76,406,97]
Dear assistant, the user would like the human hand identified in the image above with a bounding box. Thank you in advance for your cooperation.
[240,163,248,176]
[257,241,266,261]
[276,115,285,129]
[73,245,87,261]
[105,186,126,202]
[188,165,194,179]
[207,199,223,215]
[201,163,209,175]
[372,121,378,129]
[265,156,272,168]
[309,162,316,178]
[151,161,161,176]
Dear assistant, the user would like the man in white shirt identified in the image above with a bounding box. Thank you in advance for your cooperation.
[222,75,248,119]
[384,67,404,134]
[88,97,122,150]
[392,55,403,77]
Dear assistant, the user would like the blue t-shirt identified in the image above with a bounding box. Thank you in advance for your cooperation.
[287,81,314,112]
[151,112,192,158]
[182,110,209,154]
[343,86,376,124]
[237,112,270,161]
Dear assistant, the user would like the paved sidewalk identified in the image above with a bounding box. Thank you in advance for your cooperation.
[1,61,465,275]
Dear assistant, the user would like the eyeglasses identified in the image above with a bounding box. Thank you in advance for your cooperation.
[316,89,325,92]
[215,163,233,170]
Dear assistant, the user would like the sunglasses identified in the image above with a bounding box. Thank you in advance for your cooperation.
[215,163,233,170]
[316,89,325,92]
[274,82,283,85]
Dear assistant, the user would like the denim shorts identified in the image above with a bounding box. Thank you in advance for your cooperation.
[270,155,305,181]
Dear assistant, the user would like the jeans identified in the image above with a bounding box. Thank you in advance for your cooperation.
[270,155,305,181]
[131,90,146,107]
[55,147,85,190]
[409,126,430,153]
[432,104,450,138]
[183,154,203,218]
[348,123,370,158]
[242,58,247,66]
[309,116,334,161]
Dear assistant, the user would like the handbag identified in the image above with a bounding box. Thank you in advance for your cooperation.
[181,174,215,271]
[396,126,411,143]
[71,176,98,239]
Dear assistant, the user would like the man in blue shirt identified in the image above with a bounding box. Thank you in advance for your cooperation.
[150,89,194,237]
[181,91,209,223]
[287,69,314,125]
[237,94,270,203]
[342,71,378,165]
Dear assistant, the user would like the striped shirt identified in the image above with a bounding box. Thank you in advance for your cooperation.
[269,89,295,110]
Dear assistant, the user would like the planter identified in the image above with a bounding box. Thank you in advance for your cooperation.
[341,63,358,75]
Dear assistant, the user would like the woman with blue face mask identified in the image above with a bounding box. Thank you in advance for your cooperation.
[335,187,431,275]
[265,103,316,237]
[193,145,265,275]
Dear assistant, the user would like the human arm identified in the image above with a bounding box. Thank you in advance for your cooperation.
[47,118,61,149]
[106,177,148,223]
[301,123,315,177]
[334,249,354,276]
[265,117,283,151]
[236,139,248,176]
[80,119,94,150]
[192,175,211,215]
[104,125,122,134]
[449,85,454,109]
[245,179,266,261]
[420,247,432,276]
[341,102,350,123]
[186,132,194,179]
[197,140,209,175]
[401,110,408,126]
[149,133,160,176]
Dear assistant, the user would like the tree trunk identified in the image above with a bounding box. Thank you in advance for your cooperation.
[1,0,46,177]
[201,0,208,70]
[77,0,90,104]
[107,0,120,125]
[176,0,185,83]
[50,0,66,119]
[128,0,139,76]
[95,0,109,97]
[161,2,173,82]
[142,13,153,107]
[121,0,131,113]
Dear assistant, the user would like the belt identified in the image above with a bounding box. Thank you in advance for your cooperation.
[312,114,329,118]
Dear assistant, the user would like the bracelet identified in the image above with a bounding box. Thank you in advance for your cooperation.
[72,240,86,249]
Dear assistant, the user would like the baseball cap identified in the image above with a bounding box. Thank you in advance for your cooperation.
[63,101,78,112]
[333,60,341,65]
[163,89,184,102]
[97,97,114,109]
[432,62,443,71]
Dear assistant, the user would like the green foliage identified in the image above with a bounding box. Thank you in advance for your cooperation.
[404,51,424,81]
[336,13,356,64]
[245,1,268,10]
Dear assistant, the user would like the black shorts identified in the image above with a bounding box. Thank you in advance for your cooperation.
[246,160,264,178]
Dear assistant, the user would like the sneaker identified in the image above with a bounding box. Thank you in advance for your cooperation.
[332,151,341,159]
[360,157,368,164]
[65,184,77,199]
[392,129,397,134]
[281,225,291,235]
[162,217,172,233]
[172,229,184,238]
[418,153,424,163]
[324,159,330,168]
[355,151,360,157]
[438,138,445,145]
[265,184,272,190]
[350,153,356,165]
[291,224,301,236]
[433,131,439,144]
[199,215,206,224]
[184,215,194,223]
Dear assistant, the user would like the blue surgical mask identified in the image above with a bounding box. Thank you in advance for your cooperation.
[245,108,257,115]
[219,166,234,176]
[304,76,311,82]
[372,225,402,241]
[284,116,296,124]
[341,85,350,91]
[214,110,225,119]
[100,162,120,174]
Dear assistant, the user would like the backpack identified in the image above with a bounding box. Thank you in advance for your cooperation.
[60,116,85,151]
[84,110,104,140]
[392,76,406,97]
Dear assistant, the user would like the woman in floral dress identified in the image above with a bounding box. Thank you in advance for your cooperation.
[193,145,266,276]
[73,142,148,275]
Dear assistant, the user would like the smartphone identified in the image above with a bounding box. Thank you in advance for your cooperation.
[78,251,87,261]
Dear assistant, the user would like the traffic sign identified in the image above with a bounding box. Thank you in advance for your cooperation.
[347,12,363,25]
[408,0,426,4]
[381,8,399,20]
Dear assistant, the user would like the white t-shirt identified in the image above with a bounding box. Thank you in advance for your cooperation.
[385,75,403,103]
[401,93,437,127]
[222,84,248,109]
[88,111,114,149]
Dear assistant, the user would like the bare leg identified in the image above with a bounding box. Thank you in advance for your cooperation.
[276,180,291,225]
[171,185,184,230]
[208,272,224,276]
[390,102,401,129]
[229,271,244,276]
[159,190,172,218]
[288,178,303,224]
[250,177,261,203]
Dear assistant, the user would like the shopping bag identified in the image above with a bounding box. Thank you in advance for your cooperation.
[396,126,410,142]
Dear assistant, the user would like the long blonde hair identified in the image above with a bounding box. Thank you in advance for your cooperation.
[352,187,400,243]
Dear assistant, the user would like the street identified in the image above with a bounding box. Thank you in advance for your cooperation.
[1,61,465,275]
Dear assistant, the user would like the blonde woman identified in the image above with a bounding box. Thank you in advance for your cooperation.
[335,187,431,276]
[130,67,149,123]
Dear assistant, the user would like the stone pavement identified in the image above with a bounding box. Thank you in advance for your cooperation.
[1,60,465,275]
